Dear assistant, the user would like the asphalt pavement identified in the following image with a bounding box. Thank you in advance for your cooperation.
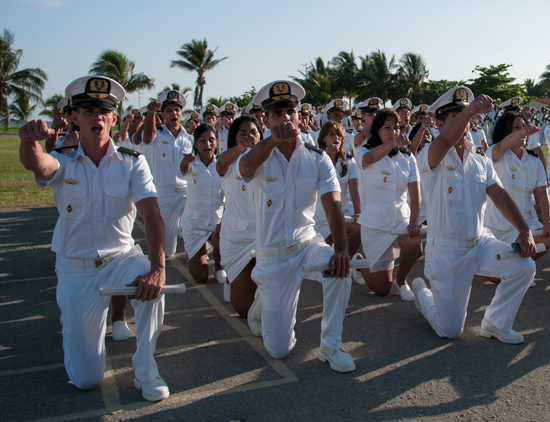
[1,207,550,422]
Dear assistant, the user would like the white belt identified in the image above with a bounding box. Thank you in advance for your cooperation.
[255,237,312,257]
[59,249,128,269]
[158,186,185,193]
[429,235,479,249]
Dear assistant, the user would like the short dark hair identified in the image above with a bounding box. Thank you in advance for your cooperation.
[492,112,527,144]
[193,123,217,142]
[227,115,263,149]
[368,108,399,149]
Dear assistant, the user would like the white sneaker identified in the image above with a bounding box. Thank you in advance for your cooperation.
[318,343,356,373]
[399,283,415,302]
[480,318,524,344]
[411,277,427,313]
[216,269,227,285]
[224,281,231,303]
[134,376,170,401]
[112,320,131,341]
[248,289,262,336]
[351,253,366,285]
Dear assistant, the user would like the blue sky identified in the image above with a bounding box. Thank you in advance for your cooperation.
[2,0,549,118]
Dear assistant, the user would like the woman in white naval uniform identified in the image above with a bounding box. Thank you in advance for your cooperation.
[216,116,261,317]
[313,121,361,256]
[179,123,226,284]
[484,113,550,270]
[355,109,422,301]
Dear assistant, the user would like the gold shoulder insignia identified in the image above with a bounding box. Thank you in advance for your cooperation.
[381,171,391,175]
[264,176,278,182]
[446,165,458,170]
[63,178,79,185]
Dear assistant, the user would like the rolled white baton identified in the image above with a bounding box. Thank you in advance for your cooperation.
[302,259,370,273]
[196,225,216,232]
[99,283,187,296]
[389,227,428,235]
[496,243,546,261]
[344,215,355,223]
[249,250,256,258]
[531,228,543,237]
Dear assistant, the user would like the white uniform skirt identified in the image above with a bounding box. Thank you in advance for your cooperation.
[361,220,407,272]
[220,237,255,283]
[487,217,542,244]
[179,221,211,261]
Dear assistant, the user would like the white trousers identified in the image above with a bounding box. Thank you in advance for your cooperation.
[55,246,164,390]
[158,192,186,256]
[252,234,351,359]
[419,233,535,339]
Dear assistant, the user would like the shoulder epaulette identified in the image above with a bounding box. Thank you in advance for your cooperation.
[364,141,373,150]
[54,145,78,153]
[304,142,323,154]
[475,147,485,156]
[398,146,411,156]
[526,149,539,158]
[346,129,352,133]
[346,153,353,159]
[118,146,142,157]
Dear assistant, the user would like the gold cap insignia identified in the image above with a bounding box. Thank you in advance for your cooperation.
[400,99,407,106]
[225,104,234,111]
[132,109,140,115]
[302,104,309,111]
[191,172,198,176]
[511,98,520,105]
[168,91,179,100]
[63,178,80,185]
[383,177,387,183]
[241,185,246,191]
[206,105,214,112]
[420,105,427,112]
[267,199,273,207]
[335,99,343,108]
[191,113,198,120]
[88,78,109,94]
[272,82,290,96]
[381,171,390,175]
[448,186,453,194]
[454,88,468,102]
[66,204,73,213]
[264,176,278,182]
[446,165,457,170]
[355,110,361,117]
[369,99,378,105]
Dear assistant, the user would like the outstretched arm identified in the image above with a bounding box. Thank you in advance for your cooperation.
[19,120,59,181]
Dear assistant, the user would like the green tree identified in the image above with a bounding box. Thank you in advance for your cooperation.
[0,29,47,130]
[229,87,257,108]
[157,83,192,97]
[540,62,550,92]
[9,94,37,124]
[466,64,525,103]
[395,52,429,105]
[330,51,359,107]
[39,93,64,119]
[421,79,464,105]
[292,57,335,106]
[170,39,228,110]
[356,50,397,105]
[89,49,154,119]
[206,96,230,108]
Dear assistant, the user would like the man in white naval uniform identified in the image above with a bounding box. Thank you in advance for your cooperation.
[239,80,354,373]
[217,101,238,154]
[412,87,537,344]
[393,98,413,138]
[143,90,193,257]
[19,76,169,401]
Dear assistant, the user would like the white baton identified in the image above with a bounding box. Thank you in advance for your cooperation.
[249,250,256,259]
[389,227,428,235]
[302,259,370,273]
[196,225,216,232]
[99,283,187,296]
[496,243,545,261]
[344,215,355,223]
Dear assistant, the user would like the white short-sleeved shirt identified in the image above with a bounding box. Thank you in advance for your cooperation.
[146,125,193,193]
[469,128,486,149]
[484,146,547,232]
[356,146,419,230]
[36,140,157,260]
[239,139,340,250]
[217,159,256,242]
[300,131,317,146]
[527,132,540,150]
[417,140,500,240]
[181,157,224,227]
[218,126,229,154]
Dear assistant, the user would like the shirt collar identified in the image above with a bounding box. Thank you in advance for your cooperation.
[72,138,118,161]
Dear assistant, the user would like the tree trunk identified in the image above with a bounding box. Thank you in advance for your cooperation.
[3,97,10,131]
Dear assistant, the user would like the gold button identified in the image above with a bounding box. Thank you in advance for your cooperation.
[192,179,196,184]
[241,185,246,191]
[383,177,387,183]
[267,199,273,207]
[448,186,453,194]
[66,204,73,213]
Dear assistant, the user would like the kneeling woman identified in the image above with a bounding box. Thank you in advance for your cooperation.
[313,121,361,256]
[216,116,261,317]
[355,109,422,301]
[179,124,225,284]
[484,113,549,283]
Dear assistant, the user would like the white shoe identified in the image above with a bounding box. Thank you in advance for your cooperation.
[248,289,262,336]
[399,283,415,302]
[389,281,401,296]
[480,318,524,344]
[351,253,366,285]
[112,320,131,341]
[411,277,427,313]
[224,281,231,303]
[134,376,170,401]
[318,343,356,373]
[216,269,227,285]
[530,280,536,288]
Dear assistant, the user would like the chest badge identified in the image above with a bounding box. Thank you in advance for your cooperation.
[235,176,242,180]
[161,140,169,144]
[381,171,390,175]
[510,167,517,171]
[66,204,73,213]
[448,186,453,194]
[383,177,388,183]
[446,165,458,171]
[191,172,198,176]
[241,185,246,192]
[265,176,278,182]
[267,199,273,207]
[63,178,79,185]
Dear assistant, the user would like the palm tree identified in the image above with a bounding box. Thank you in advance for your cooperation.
[206,96,230,108]
[356,50,397,105]
[156,83,192,98]
[540,63,550,92]
[9,94,37,124]
[39,93,64,119]
[523,78,547,98]
[330,51,359,107]
[170,39,228,109]
[396,52,429,104]
[89,49,155,118]
[292,57,335,106]
[0,29,48,130]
